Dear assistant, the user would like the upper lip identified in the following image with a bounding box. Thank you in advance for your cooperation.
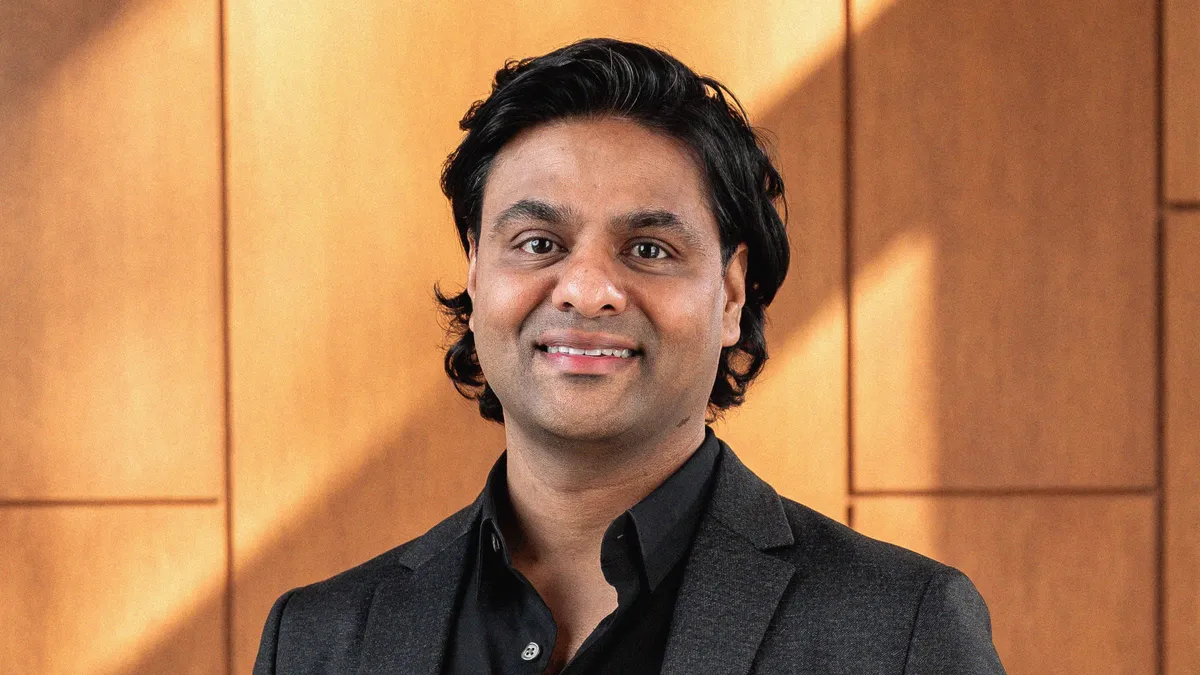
[536,330,640,352]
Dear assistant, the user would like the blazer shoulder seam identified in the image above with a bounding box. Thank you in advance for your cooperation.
[900,566,952,673]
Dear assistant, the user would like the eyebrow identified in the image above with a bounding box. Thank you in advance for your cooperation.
[612,208,707,250]
[491,199,573,234]
[491,198,707,250]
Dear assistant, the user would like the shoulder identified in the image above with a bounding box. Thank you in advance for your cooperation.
[254,501,477,671]
[272,539,416,623]
[777,497,948,588]
[751,497,1002,670]
[252,538,420,674]
[278,500,476,617]
[709,443,950,593]
[770,496,967,625]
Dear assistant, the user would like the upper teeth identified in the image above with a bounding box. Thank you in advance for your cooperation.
[546,345,634,358]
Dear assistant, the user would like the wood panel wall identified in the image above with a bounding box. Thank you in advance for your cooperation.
[1165,216,1200,675]
[0,0,227,672]
[855,495,1157,672]
[848,0,1165,673]
[852,0,1157,491]
[1168,0,1200,202]
[1165,6,1200,670]
[2,0,1196,673]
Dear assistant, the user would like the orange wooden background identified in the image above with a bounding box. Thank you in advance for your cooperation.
[2,1,1196,673]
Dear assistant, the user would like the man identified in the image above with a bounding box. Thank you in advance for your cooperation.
[253,38,1005,674]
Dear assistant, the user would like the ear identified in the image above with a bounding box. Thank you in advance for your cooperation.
[466,232,478,333]
[721,243,749,348]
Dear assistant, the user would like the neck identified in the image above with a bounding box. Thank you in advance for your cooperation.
[499,418,707,567]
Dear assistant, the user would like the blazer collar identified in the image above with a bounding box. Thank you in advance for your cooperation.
[357,490,484,674]
[661,440,798,675]
[394,492,484,571]
[357,439,797,675]
[387,435,794,569]
[704,440,795,550]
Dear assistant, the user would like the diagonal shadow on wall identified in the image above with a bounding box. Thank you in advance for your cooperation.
[116,8,851,672]
[54,0,1159,673]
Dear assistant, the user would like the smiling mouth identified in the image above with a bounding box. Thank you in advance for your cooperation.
[534,345,643,375]
[535,345,639,359]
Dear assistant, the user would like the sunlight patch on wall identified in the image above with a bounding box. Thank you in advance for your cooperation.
[852,231,938,487]
[0,507,225,675]
[717,293,847,521]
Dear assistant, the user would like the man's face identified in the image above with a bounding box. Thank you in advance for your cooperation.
[466,116,748,444]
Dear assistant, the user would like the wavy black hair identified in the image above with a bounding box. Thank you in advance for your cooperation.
[435,37,790,423]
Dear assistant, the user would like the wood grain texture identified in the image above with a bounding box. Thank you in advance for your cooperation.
[854,494,1157,674]
[226,2,847,669]
[0,505,226,675]
[1167,0,1200,202]
[1166,213,1200,675]
[851,0,1158,489]
[0,0,224,498]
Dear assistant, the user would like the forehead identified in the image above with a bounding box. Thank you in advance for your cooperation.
[480,117,715,235]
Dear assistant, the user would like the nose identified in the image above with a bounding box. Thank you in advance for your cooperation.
[551,243,627,318]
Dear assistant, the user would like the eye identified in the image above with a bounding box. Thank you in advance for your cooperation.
[519,237,558,255]
[631,242,669,260]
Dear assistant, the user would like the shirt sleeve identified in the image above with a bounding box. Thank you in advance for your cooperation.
[903,568,1007,674]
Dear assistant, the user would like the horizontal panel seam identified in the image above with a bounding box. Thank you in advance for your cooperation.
[853,487,1156,498]
[0,498,221,507]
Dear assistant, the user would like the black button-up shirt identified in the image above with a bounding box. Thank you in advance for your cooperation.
[441,427,722,674]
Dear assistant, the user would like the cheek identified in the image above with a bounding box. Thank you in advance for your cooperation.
[638,279,727,354]
[473,267,547,339]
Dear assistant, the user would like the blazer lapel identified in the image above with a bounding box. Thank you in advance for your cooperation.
[357,500,480,675]
[662,444,798,675]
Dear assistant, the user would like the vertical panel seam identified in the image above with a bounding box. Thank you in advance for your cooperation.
[844,0,856,526]
[1155,0,1167,672]
[217,0,235,671]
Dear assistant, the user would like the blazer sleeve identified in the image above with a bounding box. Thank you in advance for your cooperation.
[903,568,1006,674]
[252,589,297,675]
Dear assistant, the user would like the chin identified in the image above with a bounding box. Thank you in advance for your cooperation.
[522,405,640,443]
[543,415,625,441]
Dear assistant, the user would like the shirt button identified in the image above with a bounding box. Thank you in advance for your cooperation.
[521,642,540,661]
[491,533,501,553]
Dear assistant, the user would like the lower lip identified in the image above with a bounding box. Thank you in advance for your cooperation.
[536,349,639,375]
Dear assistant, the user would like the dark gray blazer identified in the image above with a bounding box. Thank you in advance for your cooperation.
[253,443,1006,674]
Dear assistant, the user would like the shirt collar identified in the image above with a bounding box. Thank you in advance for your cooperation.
[475,426,722,593]
[477,455,512,571]
[626,425,720,590]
